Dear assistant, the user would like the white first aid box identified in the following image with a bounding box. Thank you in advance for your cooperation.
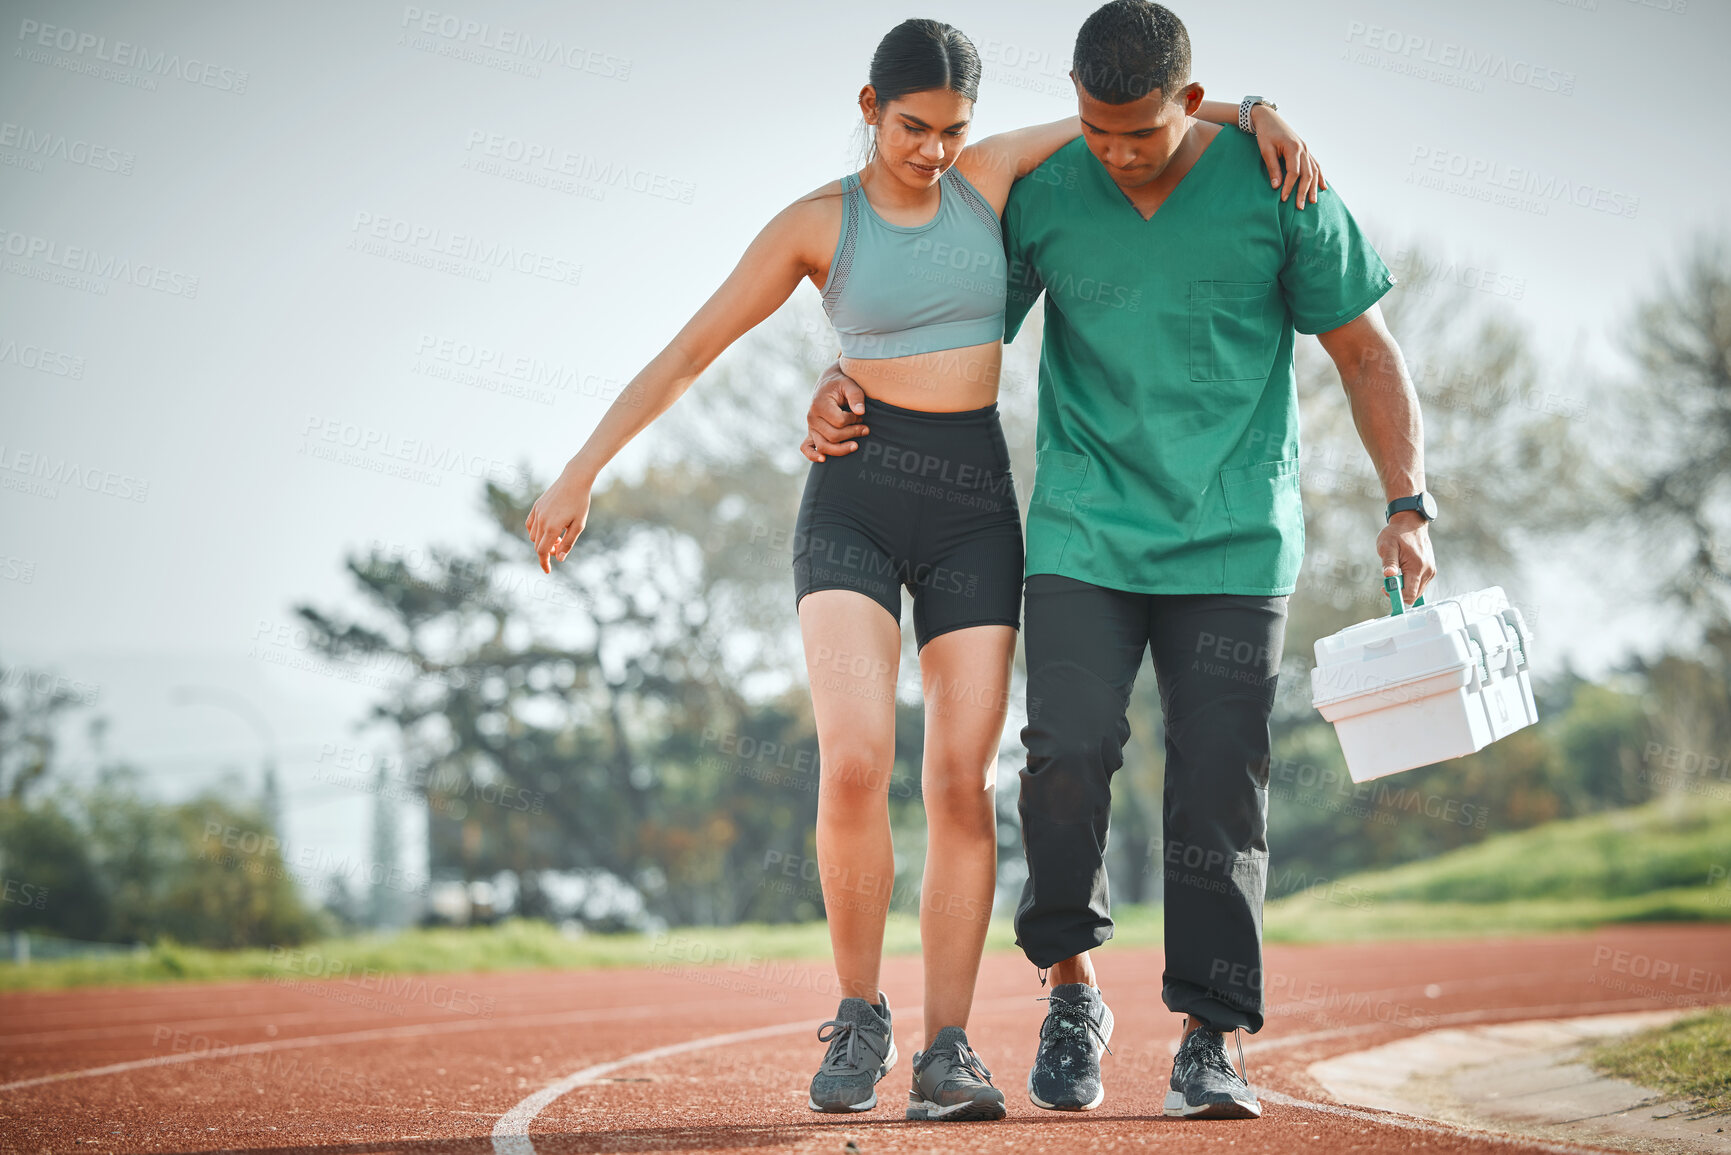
[1309,583,1538,782]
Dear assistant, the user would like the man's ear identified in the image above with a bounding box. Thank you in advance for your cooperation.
[1180,82,1205,115]
[859,84,879,126]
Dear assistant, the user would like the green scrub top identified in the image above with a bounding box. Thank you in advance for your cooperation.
[1003,130,1394,596]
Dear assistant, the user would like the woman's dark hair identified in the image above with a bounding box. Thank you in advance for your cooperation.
[869,18,981,105]
[1073,0,1190,105]
[859,19,980,163]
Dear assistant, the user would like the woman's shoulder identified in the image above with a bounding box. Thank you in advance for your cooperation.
[779,177,848,228]
[744,179,848,274]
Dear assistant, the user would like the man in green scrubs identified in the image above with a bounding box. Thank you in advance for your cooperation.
[1002,0,1436,1120]
[808,0,1438,1123]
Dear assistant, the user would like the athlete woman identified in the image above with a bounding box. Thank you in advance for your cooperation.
[525,18,1323,1122]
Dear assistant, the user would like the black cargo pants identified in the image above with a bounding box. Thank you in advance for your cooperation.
[1014,572,1288,1033]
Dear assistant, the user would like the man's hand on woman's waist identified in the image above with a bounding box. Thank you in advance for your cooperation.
[803,359,871,462]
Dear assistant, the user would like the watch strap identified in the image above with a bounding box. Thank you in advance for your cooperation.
[1386,494,1433,522]
[1237,96,1265,135]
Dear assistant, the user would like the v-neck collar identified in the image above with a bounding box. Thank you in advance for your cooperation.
[1085,123,1225,225]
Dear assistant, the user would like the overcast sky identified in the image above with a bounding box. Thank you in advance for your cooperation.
[3,0,1723,879]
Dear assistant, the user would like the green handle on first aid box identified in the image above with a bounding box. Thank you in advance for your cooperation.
[1385,574,1426,616]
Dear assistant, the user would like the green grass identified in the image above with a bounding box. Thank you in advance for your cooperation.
[1258,792,1731,942]
[0,919,874,993]
[1588,1005,1731,1113]
[4,794,1728,991]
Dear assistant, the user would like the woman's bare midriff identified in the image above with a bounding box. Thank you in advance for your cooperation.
[840,340,1003,412]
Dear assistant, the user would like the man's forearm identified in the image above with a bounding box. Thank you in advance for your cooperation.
[1315,309,1437,597]
[1337,335,1426,504]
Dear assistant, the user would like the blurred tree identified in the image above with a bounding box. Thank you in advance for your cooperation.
[294,308,919,926]
[0,657,88,801]
[1610,235,1731,647]
[162,788,325,949]
[0,792,107,939]
[1600,236,1731,803]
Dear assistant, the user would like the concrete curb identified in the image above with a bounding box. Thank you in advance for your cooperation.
[1308,1008,1730,1154]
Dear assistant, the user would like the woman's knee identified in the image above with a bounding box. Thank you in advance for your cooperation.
[921,770,997,835]
[818,745,897,801]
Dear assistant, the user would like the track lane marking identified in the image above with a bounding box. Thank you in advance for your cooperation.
[489,995,1696,1154]
[1260,1090,1617,1155]
[0,999,732,1093]
[490,1019,816,1155]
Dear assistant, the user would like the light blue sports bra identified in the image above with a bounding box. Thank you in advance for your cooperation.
[821,166,1007,360]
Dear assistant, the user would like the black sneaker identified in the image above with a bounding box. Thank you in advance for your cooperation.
[905,1026,1006,1121]
[1164,1020,1261,1119]
[1027,982,1114,1111]
[807,993,897,1112]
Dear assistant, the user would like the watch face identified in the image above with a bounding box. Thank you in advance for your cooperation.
[1420,492,1438,520]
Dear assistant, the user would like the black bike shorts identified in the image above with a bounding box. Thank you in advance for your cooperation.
[792,395,1024,650]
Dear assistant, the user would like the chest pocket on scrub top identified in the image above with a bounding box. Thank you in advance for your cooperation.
[1188,280,1277,383]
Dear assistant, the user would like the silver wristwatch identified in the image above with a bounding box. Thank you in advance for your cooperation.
[1238,95,1276,134]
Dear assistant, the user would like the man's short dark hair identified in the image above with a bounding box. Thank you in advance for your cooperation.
[1073,0,1192,104]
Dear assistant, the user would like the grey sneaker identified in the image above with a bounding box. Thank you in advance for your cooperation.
[905,1026,1007,1121]
[807,993,897,1112]
[1027,982,1114,1111]
[1164,1020,1261,1119]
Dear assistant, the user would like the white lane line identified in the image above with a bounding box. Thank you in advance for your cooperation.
[489,995,1692,1155]
[491,994,1042,1155]
[1259,1090,1616,1155]
[4,1010,340,1049]
[490,1020,815,1155]
[0,1000,724,1093]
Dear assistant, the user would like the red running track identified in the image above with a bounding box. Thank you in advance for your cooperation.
[2,924,1727,1154]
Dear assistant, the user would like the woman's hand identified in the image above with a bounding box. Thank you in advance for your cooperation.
[525,463,595,573]
[1250,104,1326,208]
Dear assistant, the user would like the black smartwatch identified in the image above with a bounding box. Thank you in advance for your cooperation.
[1386,492,1438,524]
